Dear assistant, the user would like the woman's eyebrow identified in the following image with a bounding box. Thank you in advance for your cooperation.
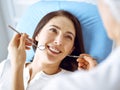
[50,25,61,29]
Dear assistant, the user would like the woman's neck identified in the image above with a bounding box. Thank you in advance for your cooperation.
[30,59,61,74]
[26,54,61,81]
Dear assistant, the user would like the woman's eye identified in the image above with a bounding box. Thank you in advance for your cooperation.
[49,28,57,33]
[65,35,73,40]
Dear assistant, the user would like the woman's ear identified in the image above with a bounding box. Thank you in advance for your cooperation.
[68,47,75,55]
[35,34,39,41]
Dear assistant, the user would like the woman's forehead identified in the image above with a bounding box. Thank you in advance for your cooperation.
[44,16,75,33]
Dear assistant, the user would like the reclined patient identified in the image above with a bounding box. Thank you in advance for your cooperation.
[0,1,113,90]
[0,9,98,90]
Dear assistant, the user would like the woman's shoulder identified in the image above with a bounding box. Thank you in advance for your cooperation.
[0,59,11,78]
[0,59,11,69]
[59,69,73,75]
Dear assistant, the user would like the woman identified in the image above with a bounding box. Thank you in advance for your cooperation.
[0,10,97,90]
[42,0,120,90]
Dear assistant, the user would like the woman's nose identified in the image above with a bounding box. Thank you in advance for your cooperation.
[54,35,63,46]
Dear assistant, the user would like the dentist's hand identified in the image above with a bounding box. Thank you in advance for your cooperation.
[77,54,97,71]
[8,33,32,68]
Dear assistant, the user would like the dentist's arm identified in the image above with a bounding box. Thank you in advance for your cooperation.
[8,33,32,90]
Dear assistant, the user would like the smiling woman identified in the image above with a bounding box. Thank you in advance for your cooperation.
[32,10,86,71]
[0,10,97,90]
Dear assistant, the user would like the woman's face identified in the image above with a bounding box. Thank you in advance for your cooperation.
[35,16,76,64]
[98,0,118,39]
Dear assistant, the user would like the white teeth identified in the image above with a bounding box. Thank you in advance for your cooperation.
[49,47,60,53]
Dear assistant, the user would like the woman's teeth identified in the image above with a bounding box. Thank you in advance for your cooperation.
[49,47,61,54]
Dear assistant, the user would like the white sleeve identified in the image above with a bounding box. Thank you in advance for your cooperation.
[0,60,5,78]
[43,47,120,90]
[0,59,9,78]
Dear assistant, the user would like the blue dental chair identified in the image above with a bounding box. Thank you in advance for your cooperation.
[16,1,113,63]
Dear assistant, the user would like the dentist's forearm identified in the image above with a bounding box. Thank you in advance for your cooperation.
[11,65,24,90]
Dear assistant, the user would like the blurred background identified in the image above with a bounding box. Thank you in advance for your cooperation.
[0,0,40,62]
[0,0,96,62]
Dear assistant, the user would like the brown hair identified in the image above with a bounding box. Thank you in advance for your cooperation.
[32,10,85,71]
